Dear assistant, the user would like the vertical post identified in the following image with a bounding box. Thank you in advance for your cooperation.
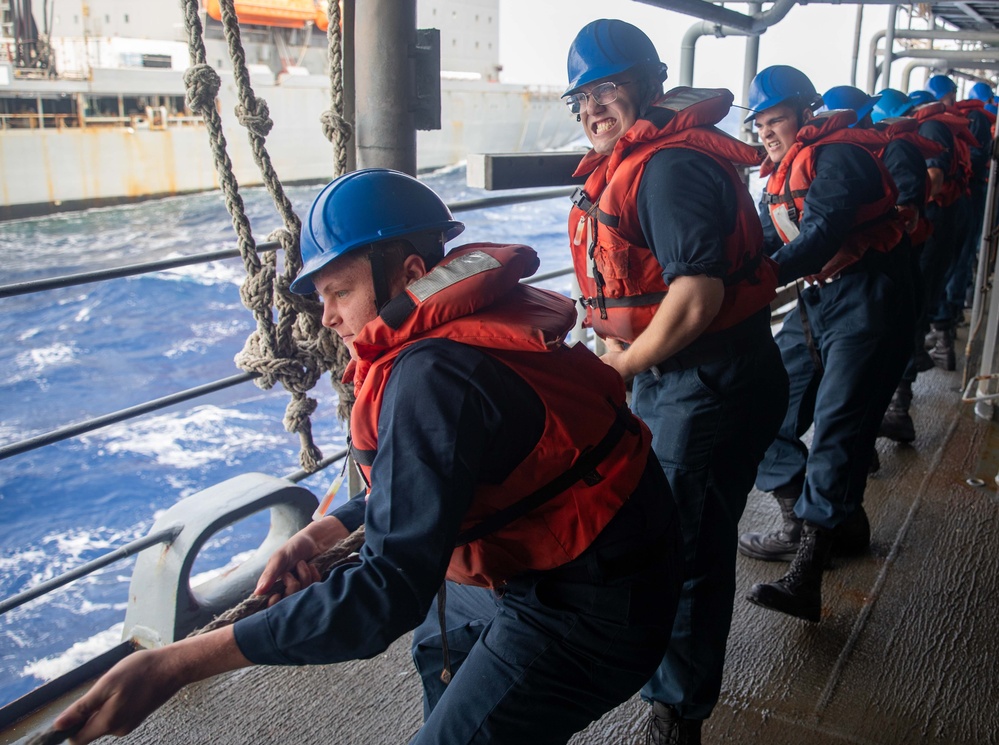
[354,0,416,175]
[342,0,356,174]
[972,155,999,420]
[740,3,761,145]
[882,4,898,90]
[849,4,863,88]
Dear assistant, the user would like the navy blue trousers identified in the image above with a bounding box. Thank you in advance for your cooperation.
[756,260,914,527]
[410,472,684,744]
[938,182,987,324]
[633,332,788,720]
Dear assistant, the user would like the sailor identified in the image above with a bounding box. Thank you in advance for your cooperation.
[741,66,913,622]
[904,81,975,375]
[817,86,937,445]
[938,79,995,354]
[52,169,686,745]
[562,19,788,744]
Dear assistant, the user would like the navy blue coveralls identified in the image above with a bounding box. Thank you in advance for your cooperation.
[232,339,684,745]
[915,119,971,340]
[876,136,930,397]
[755,142,915,527]
[623,150,788,721]
[939,107,993,325]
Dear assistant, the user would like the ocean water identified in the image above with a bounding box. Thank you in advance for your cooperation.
[0,166,577,709]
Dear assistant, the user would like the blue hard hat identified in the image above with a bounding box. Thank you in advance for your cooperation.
[969,81,994,102]
[926,74,958,99]
[987,103,998,115]
[908,90,936,107]
[745,65,821,122]
[290,169,465,295]
[822,85,881,126]
[564,19,668,96]
[872,88,915,122]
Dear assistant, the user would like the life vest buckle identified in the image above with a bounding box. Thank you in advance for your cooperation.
[570,186,594,212]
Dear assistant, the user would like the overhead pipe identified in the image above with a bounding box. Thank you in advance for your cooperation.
[677,0,789,89]
[678,22,760,87]
[867,28,999,92]
[639,0,897,34]
[900,60,999,92]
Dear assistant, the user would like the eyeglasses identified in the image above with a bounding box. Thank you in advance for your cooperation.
[564,80,633,115]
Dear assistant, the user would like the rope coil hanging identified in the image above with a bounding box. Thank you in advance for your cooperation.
[180,0,355,469]
[23,9,363,744]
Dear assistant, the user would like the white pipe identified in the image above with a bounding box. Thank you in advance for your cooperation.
[868,28,999,92]
[882,5,898,90]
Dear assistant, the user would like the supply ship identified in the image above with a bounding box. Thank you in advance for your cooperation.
[0,0,580,220]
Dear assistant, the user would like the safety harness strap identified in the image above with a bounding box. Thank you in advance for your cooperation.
[454,403,636,547]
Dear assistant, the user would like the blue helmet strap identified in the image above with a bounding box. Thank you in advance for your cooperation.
[368,247,393,313]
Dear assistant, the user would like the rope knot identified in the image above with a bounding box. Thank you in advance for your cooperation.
[236,98,274,137]
[320,109,354,143]
[240,265,276,311]
[184,64,221,113]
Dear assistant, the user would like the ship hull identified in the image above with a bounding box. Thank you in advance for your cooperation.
[0,71,581,220]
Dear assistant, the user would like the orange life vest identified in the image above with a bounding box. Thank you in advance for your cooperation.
[911,102,977,206]
[875,117,945,245]
[954,99,996,180]
[346,243,653,588]
[761,110,906,283]
[568,87,778,344]
[955,98,997,126]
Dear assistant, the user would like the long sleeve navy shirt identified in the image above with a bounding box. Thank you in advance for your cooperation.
[918,119,954,174]
[233,338,544,665]
[635,148,738,283]
[966,109,992,181]
[758,142,884,285]
[882,138,928,210]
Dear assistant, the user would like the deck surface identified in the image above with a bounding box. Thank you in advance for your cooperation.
[8,345,999,745]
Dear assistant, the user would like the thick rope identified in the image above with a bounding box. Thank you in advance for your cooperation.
[26,10,364,745]
[322,0,352,179]
[190,526,365,635]
[24,528,366,745]
[180,0,357,469]
[24,12,363,745]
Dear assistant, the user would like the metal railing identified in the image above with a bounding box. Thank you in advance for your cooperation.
[0,189,577,464]
[0,446,348,621]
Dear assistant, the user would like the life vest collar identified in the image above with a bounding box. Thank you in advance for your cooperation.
[351,243,539,361]
[761,109,857,178]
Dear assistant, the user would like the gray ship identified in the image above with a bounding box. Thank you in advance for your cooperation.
[0,0,581,220]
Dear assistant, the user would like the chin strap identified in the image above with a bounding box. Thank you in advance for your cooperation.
[368,248,392,312]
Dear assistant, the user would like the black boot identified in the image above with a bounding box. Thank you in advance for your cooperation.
[746,522,832,622]
[878,381,916,443]
[831,506,870,556]
[738,493,802,562]
[646,702,702,745]
[928,323,956,371]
